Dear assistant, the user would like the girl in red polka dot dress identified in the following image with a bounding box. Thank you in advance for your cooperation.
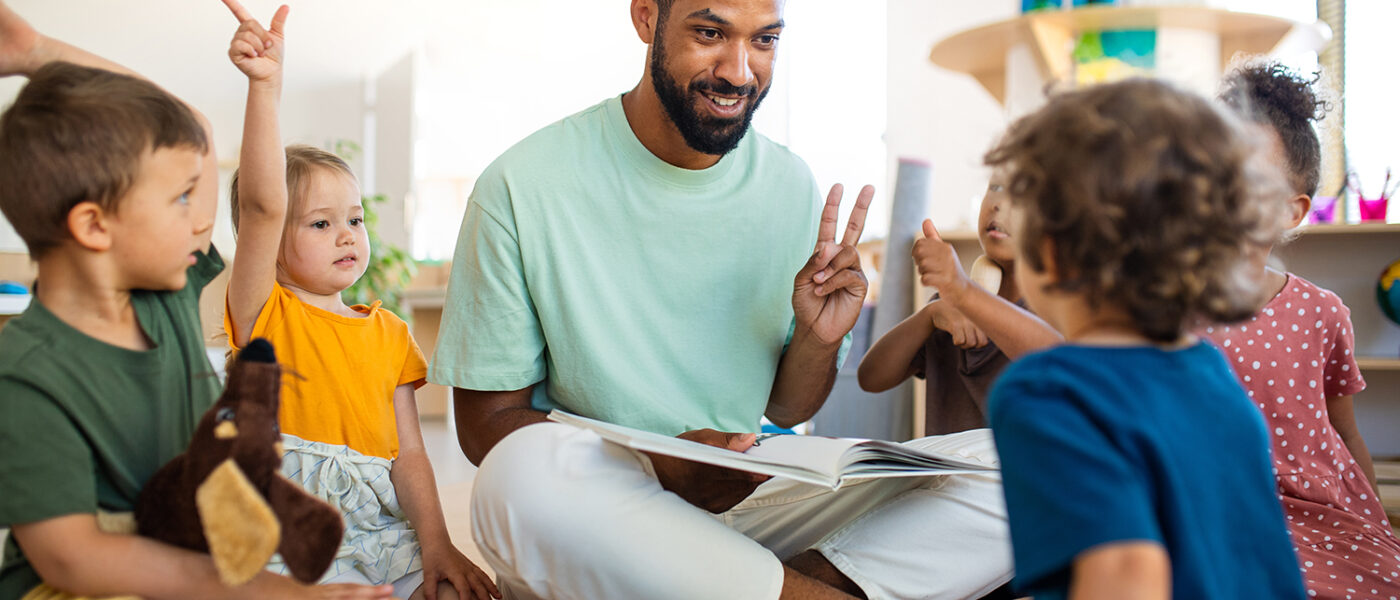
[1202,62,1400,599]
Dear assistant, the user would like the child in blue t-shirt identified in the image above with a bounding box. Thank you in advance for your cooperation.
[983,79,1305,599]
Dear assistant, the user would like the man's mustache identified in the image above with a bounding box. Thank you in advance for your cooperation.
[691,79,757,98]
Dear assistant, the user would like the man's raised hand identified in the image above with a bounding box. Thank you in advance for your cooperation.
[793,184,874,345]
[222,0,288,84]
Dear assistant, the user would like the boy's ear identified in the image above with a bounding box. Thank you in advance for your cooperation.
[66,201,114,252]
[1286,193,1311,229]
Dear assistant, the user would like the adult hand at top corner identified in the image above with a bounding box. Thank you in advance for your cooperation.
[0,1,47,77]
[792,184,875,346]
[644,429,770,514]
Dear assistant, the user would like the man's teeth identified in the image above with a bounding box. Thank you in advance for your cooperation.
[709,95,739,107]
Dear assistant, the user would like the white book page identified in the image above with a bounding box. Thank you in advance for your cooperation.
[743,434,863,476]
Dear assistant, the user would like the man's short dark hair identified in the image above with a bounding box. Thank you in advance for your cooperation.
[1221,62,1328,196]
[0,62,208,258]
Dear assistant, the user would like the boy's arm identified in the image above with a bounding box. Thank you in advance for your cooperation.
[389,384,501,600]
[1328,394,1379,492]
[857,305,933,393]
[222,0,290,348]
[915,220,1061,358]
[1068,541,1170,600]
[13,514,393,600]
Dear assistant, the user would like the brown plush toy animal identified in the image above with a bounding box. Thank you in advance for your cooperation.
[135,338,343,585]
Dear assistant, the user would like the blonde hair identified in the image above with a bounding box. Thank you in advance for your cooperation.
[229,144,355,234]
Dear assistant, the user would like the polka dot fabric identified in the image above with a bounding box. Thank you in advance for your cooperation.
[1202,274,1400,599]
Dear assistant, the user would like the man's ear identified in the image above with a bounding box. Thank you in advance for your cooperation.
[1286,193,1311,229]
[631,0,659,45]
[66,201,114,252]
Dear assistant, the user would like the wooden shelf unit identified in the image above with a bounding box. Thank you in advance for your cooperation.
[929,6,1327,104]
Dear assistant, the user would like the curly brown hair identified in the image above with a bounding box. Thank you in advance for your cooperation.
[1220,61,1328,195]
[986,79,1288,342]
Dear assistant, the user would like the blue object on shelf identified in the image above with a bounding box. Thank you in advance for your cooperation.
[0,281,28,295]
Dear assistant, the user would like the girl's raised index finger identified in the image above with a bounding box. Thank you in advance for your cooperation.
[220,0,256,23]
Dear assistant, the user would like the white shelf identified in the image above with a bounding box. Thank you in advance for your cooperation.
[929,6,1328,104]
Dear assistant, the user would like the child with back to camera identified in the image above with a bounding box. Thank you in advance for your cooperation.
[858,166,1060,435]
[975,78,1305,599]
[1202,61,1400,598]
[217,2,498,598]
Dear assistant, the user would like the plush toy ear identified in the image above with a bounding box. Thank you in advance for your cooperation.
[969,255,1003,294]
[196,458,281,585]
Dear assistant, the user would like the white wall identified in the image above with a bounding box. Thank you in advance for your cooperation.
[886,0,1015,234]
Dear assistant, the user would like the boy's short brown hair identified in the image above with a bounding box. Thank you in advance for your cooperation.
[229,144,356,235]
[0,62,208,258]
[987,79,1289,342]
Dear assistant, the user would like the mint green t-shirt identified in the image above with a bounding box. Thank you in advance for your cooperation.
[0,248,224,600]
[429,95,843,436]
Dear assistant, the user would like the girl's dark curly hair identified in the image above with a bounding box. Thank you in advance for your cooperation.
[1220,61,1328,196]
[986,79,1288,343]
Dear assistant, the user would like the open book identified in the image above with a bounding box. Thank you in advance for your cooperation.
[548,410,997,490]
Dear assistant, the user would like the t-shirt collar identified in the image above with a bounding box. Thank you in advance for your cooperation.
[604,94,742,190]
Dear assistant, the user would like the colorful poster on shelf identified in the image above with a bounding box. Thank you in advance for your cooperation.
[1022,0,1061,12]
[1073,29,1157,85]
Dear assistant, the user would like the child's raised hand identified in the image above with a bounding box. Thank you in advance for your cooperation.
[222,0,288,84]
[913,219,972,300]
[421,545,501,600]
[0,1,43,77]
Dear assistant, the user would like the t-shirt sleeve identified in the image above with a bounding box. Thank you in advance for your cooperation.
[0,380,97,526]
[428,175,548,391]
[1322,297,1365,398]
[989,366,1162,592]
[188,244,226,295]
[399,326,429,390]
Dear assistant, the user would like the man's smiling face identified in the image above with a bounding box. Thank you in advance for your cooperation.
[649,0,784,156]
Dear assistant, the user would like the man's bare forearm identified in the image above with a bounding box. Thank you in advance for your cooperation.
[766,328,841,428]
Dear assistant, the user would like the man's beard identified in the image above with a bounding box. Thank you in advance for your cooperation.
[650,34,769,156]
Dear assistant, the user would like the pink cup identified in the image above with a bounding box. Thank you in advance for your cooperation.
[1359,196,1389,222]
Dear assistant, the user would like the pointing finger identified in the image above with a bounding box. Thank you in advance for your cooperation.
[839,184,874,247]
[220,0,255,22]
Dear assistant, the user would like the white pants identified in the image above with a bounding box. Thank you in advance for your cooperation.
[470,423,1012,600]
